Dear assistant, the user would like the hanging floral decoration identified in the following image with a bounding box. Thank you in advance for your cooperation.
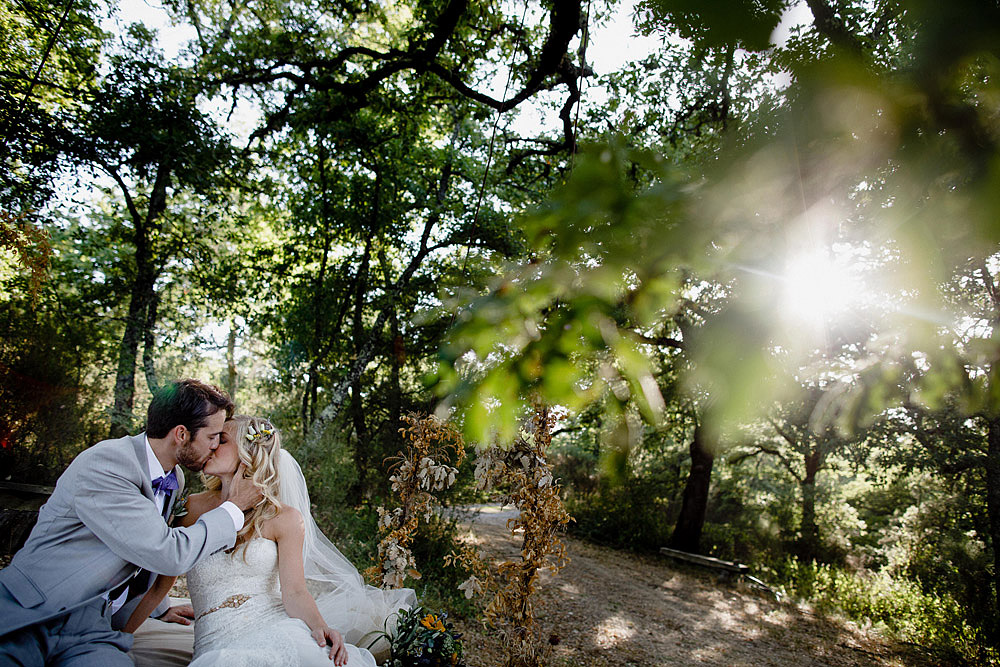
[446,403,572,667]
[368,413,465,588]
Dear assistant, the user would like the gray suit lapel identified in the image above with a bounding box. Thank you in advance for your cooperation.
[164,465,185,523]
[129,432,156,501]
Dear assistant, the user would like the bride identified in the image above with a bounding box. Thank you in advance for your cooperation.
[125,415,415,666]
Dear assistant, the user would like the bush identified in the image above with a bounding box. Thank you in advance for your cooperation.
[880,499,997,645]
[313,502,381,570]
[769,557,998,665]
[409,514,476,617]
[565,479,674,552]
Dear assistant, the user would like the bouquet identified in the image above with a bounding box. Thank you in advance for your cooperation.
[381,605,467,667]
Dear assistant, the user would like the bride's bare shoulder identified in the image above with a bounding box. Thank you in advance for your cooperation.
[265,505,304,539]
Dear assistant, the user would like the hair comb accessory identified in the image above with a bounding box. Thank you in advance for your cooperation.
[245,422,274,442]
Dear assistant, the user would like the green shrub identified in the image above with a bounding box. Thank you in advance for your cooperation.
[880,499,997,645]
[769,557,998,665]
[313,502,381,570]
[565,479,674,552]
[408,513,476,617]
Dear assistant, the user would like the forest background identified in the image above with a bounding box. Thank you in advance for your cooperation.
[3,0,1000,663]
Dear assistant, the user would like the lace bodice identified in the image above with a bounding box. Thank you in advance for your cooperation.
[187,538,295,662]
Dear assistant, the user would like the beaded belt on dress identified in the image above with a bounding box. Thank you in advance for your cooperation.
[197,594,251,619]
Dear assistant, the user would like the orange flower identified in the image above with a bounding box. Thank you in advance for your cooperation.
[420,614,446,632]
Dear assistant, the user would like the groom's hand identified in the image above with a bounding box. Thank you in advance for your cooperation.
[312,626,347,665]
[160,604,195,625]
[225,463,264,511]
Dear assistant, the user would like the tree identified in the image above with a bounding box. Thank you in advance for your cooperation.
[435,0,998,460]
[180,0,591,155]
[167,0,596,460]
[65,28,236,436]
[0,0,106,209]
[729,384,857,561]
[884,256,1000,620]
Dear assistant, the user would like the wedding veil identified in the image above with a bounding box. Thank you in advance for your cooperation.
[276,450,416,650]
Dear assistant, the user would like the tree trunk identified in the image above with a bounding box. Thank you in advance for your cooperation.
[668,421,714,553]
[986,417,1000,612]
[797,449,822,561]
[348,242,371,501]
[301,146,454,454]
[301,374,314,438]
[109,162,169,439]
[349,382,369,504]
[347,171,378,503]
[109,272,154,438]
[388,305,402,430]
[303,136,334,437]
[226,324,238,403]
[385,247,403,457]
[142,290,160,396]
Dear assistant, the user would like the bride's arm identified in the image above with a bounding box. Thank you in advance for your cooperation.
[274,507,349,666]
[123,573,178,632]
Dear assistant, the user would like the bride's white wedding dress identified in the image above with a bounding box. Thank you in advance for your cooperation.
[185,451,416,667]
[186,538,376,667]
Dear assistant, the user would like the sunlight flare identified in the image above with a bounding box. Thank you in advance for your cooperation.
[779,247,866,329]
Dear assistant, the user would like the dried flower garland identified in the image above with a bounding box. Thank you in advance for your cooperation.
[446,404,572,667]
[367,413,465,588]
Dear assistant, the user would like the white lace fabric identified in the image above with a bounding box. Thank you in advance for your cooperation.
[187,539,294,664]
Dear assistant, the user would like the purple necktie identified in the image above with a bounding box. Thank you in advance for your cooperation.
[152,470,178,495]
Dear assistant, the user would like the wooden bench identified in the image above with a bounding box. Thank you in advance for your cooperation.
[659,546,781,600]
[0,481,53,555]
[659,546,749,574]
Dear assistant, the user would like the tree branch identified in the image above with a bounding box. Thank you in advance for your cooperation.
[804,0,865,53]
[222,0,584,143]
[632,332,685,350]
[94,158,143,229]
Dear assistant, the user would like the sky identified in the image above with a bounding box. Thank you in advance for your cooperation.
[105,0,663,71]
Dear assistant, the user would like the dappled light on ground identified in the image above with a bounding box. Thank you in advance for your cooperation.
[595,615,637,648]
[453,507,928,666]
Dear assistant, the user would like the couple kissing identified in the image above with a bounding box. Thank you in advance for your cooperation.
[0,379,414,666]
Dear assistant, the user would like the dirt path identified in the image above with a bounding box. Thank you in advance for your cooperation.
[450,506,925,667]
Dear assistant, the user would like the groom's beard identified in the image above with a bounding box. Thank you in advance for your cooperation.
[177,441,209,471]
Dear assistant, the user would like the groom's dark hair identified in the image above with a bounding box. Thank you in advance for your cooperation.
[146,379,235,439]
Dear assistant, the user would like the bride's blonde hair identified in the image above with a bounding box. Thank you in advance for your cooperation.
[204,414,282,553]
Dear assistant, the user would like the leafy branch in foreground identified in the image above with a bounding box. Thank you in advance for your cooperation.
[0,211,51,301]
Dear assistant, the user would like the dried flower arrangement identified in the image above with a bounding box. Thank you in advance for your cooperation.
[447,404,572,667]
[368,413,466,588]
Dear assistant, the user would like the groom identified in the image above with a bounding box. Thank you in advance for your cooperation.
[0,378,261,665]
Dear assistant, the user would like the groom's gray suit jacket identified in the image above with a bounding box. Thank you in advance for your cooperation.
[0,433,236,637]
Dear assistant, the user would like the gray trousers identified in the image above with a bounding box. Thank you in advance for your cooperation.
[0,599,134,666]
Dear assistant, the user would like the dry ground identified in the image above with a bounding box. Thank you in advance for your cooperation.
[450,506,930,667]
